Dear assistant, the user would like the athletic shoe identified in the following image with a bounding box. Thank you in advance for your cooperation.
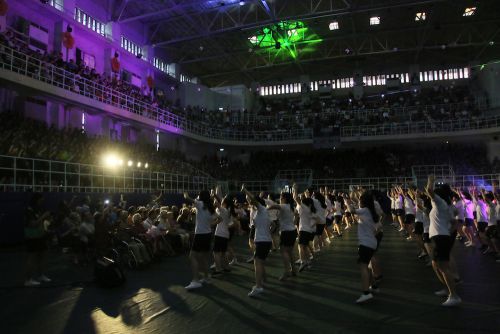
[309,255,314,261]
[417,251,427,259]
[246,256,255,263]
[210,264,217,270]
[37,275,52,283]
[465,242,475,247]
[482,247,493,255]
[199,278,211,285]
[229,258,238,266]
[298,263,308,272]
[434,288,448,297]
[369,286,380,293]
[406,236,413,241]
[294,259,303,265]
[442,296,461,307]
[248,286,264,297]
[24,279,41,287]
[398,227,404,232]
[356,293,373,304]
[185,281,203,290]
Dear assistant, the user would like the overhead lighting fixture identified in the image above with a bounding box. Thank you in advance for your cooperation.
[415,12,426,21]
[463,7,476,16]
[370,16,380,25]
[329,21,339,30]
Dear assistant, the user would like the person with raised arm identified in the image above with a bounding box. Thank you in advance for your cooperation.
[293,183,317,272]
[184,190,219,291]
[211,186,236,277]
[241,184,272,297]
[481,184,499,259]
[425,175,461,306]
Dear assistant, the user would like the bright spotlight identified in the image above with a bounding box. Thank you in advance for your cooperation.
[103,154,119,168]
[128,160,133,167]
[145,163,149,169]
[118,159,123,166]
[137,162,142,168]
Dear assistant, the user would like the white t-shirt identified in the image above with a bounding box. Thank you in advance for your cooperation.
[390,197,396,210]
[333,201,343,216]
[249,207,257,227]
[313,198,326,224]
[215,207,230,238]
[355,207,377,249]
[297,203,316,233]
[395,195,404,210]
[265,199,279,221]
[325,198,333,218]
[463,199,475,219]
[404,196,416,215]
[253,204,272,242]
[429,194,451,238]
[487,202,497,226]
[475,199,488,223]
[453,199,465,221]
[278,204,296,232]
[194,199,214,234]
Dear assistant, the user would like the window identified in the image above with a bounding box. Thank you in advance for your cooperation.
[83,52,95,69]
[370,16,380,25]
[415,12,426,21]
[49,0,64,11]
[463,7,476,17]
[153,58,174,77]
[181,74,194,83]
[75,8,105,37]
[121,36,144,59]
[156,130,160,152]
[329,21,339,30]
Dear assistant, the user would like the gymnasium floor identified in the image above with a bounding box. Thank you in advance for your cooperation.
[1,225,499,334]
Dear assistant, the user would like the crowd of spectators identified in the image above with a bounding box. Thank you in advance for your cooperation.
[0,29,490,137]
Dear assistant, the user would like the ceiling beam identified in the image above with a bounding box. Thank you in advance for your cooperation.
[153,0,448,47]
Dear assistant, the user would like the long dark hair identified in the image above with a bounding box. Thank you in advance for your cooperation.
[280,192,294,212]
[434,184,452,205]
[199,190,215,214]
[222,195,237,217]
[359,191,379,222]
[302,197,316,214]
[313,192,327,209]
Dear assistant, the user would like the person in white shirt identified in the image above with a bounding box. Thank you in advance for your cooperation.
[265,195,280,252]
[456,190,476,247]
[409,189,427,259]
[402,189,416,241]
[293,184,318,272]
[332,195,344,237]
[388,189,398,228]
[184,191,219,291]
[212,195,236,276]
[241,185,272,297]
[348,191,380,304]
[481,188,499,258]
[312,191,328,252]
[268,192,298,280]
[323,188,335,241]
[472,189,489,251]
[425,175,461,307]
[394,190,405,232]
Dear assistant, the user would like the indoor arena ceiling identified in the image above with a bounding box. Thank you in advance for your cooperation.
[114,0,500,86]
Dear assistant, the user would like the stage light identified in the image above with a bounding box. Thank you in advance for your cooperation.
[415,12,426,21]
[489,41,495,46]
[219,148,225,152]
[463,7,476,17]
[239,1,245,5]
[145,163,149,169]
[118,159,123,166]
[104,199,110,205]
[103,153,120,168]
[137,162,142,168]
[370,16,380,25]
[128,160,133,167]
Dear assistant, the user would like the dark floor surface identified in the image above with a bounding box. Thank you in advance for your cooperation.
[1,224,499,334]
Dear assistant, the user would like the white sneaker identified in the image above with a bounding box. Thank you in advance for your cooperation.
[24,279,41,287]
[294,259,303,265]
[185,281,203,290]
[406,236,413,241]
[465,242,475,247]
[464,241,471,246]
[398,227,404,232]
[442,296,461,307]
[309,255,314,261]
[210,263,216,270]
[37,275,52,283]
[434,288,448,297]
[229,258,238,266]
[248,286,264,297]
[199,278,211,285]
[356,293,373,304]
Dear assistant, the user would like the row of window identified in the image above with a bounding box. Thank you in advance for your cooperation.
[49,0,64,12]
[180,74,195,83]
[153,58,175,77]
[120,36,145,59]
[259,67,470,96]
[74,8,106,37]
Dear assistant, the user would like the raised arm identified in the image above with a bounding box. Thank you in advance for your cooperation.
[183,192,194,204]
[425,175,435,199]
[241,184,259,207]
[292,183,302,205]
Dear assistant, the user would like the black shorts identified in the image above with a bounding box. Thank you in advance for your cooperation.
[325,217,333,227]
[254,241,272,260]
[25,237,47,253]
[298,231,314,245]
[375,231,383,250]
[396,209,404,217]
[486,225,498,239]
[455,219,464,226]
[477,221,487,233]
[213,236,229,252]
[423,232,431,244]
[431,235,452,262]
[414,221,424,235]
[315,224,326,236]
[280,230,297,248]
[345,212,352,218]
[334,216,342,225]
[450,230,458,247]
[404,214,415,225]
[191,233,212,252]
[357,245,375,264]
[391,209,396,215]
[249,225,256,240]
[473,212,477,220]
[270,220,279,234]
[464,218,474,227]
[229,227,235,240]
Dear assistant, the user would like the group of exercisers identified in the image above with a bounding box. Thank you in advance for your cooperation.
[182,178,499,306]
